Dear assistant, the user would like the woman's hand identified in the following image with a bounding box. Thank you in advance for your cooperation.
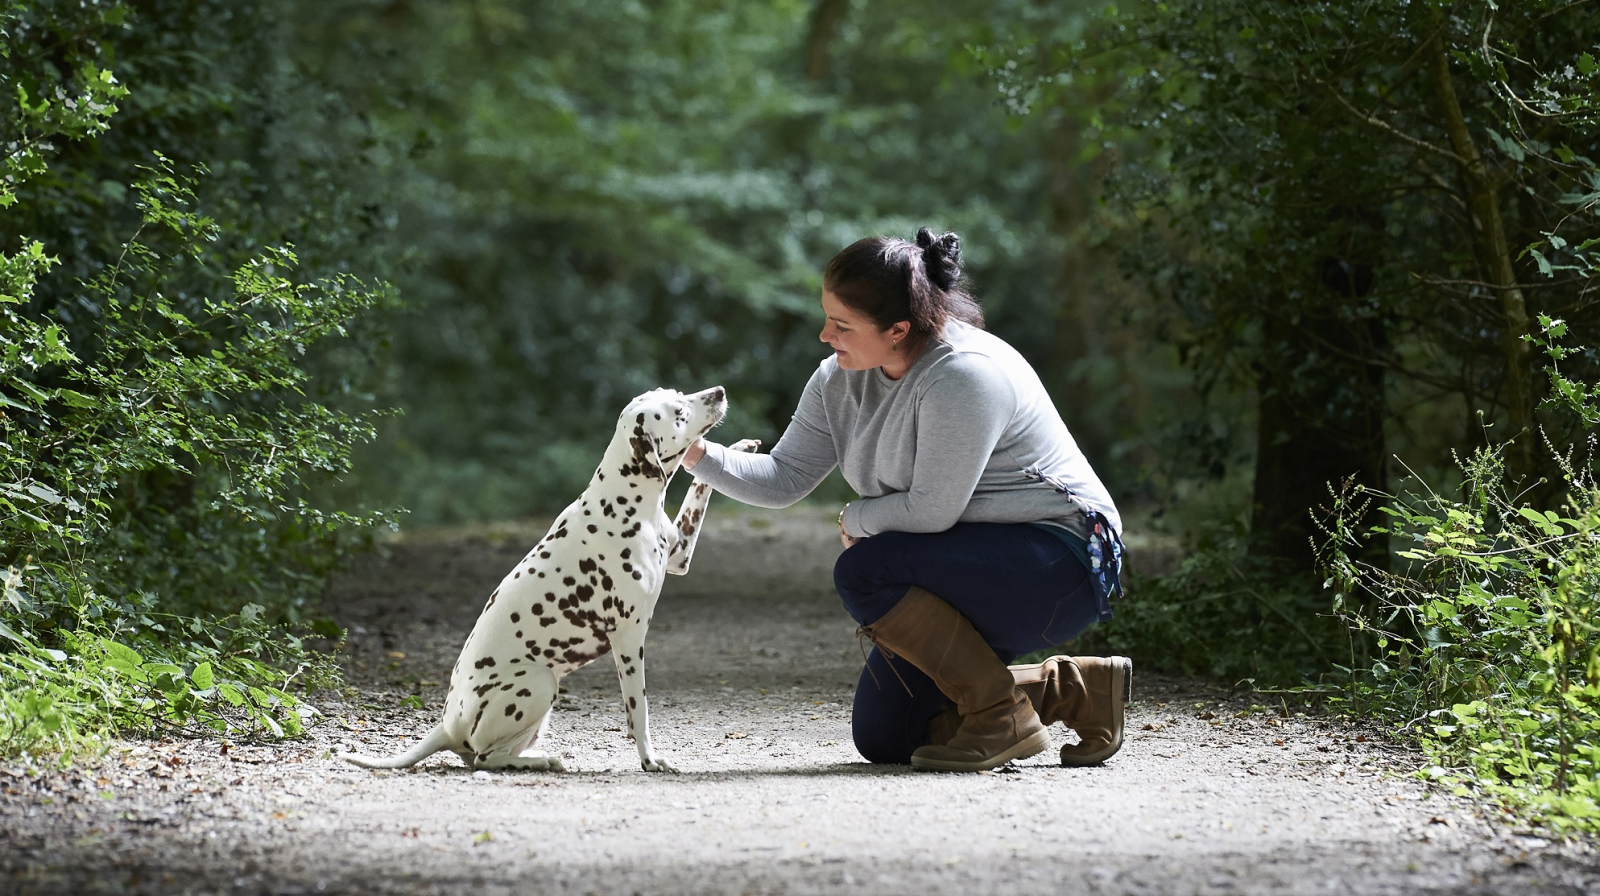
[682,439,706,471]
[839,503,859,548]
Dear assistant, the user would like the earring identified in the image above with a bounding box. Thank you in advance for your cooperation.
[891,338,900,351]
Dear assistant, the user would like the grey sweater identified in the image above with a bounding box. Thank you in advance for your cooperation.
[689,322,1121,541]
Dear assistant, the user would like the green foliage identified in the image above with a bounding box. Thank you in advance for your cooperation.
[0,0,388,760]
[1325,445,1600,831]
[1103,538,1348,684]
[0,600,339,759]
[1322,41,1600,829]
[295,0,1164,522]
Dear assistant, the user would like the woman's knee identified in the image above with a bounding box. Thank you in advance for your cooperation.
[833,534,915,623]
[852,712,918,765]
[849,652,941,764]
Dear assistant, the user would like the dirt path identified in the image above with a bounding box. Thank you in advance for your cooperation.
[2,507,1597,895]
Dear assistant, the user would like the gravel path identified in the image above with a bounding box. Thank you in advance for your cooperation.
[2,506,1597,895]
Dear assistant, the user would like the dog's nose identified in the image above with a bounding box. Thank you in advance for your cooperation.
[705,386,726,404]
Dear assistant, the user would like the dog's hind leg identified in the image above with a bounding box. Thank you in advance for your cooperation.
[467,665,565,772]
[667,438,761,576]
[611,623,674,772]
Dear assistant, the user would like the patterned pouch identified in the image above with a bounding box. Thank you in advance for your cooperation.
[1024,466,1127,623]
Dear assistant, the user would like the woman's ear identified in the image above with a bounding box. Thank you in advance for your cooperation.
[891,320,911,341]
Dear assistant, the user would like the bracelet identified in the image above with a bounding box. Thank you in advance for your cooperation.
[838,503,849,528]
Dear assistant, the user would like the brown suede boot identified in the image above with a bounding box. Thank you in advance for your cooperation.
[859,587,1050,772]
[1008,655,1132,766]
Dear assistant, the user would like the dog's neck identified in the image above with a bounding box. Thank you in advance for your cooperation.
[593,428,682,508]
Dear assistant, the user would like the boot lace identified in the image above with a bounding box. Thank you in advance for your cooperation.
[855,625,915,697]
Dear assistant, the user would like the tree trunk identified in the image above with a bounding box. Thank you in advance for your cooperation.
[1251,307,1388,573]
[802,0,848,82]
[1045,117,1101,403]
[1426,29,1536,481]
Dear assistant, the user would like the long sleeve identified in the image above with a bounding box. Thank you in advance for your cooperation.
[842,356,1015,538]
[688,367,838,508]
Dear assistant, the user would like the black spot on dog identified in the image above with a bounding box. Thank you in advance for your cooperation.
[563,576,576,586]
[515,711,524,721]
[515,630,523,638]
[541,617,556,627]
[505,704,517,716]
[587,524,598,533]
[575,584,594,601]
[510,612,520,623]
[516,688,532,697]
[533,603,545,614]
[629,696,638,708]
[579,558,597,573]
[474,657,496,669]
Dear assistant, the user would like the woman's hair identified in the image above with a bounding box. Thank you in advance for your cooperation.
[822,227,985,355]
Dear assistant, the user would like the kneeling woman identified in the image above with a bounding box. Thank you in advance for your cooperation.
[683,228,1130,772]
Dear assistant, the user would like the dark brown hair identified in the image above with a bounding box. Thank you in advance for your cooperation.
[822,227,985,356]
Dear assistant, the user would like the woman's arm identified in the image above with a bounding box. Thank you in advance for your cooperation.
[841,356,1015,538]
[685,368,838,508]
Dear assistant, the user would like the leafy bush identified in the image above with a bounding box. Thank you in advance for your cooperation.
[0,2,387,761]
[1324,443,1600,831]
[1102,537,1349,685]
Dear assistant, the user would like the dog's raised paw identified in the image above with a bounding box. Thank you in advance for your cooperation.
[729,439,762,453]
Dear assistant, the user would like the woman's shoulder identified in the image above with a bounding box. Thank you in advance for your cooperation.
[923,325,1021,382]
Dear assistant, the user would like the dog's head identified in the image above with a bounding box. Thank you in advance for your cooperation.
[616,386,727,482]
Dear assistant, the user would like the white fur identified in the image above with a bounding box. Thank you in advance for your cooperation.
[341,386,757,772]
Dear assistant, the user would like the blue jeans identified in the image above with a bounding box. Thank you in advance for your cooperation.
[833,522,1098,764]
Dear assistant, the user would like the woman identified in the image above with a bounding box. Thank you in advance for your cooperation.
[682,228,1130,773]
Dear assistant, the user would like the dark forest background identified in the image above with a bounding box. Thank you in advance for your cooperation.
[4,0,1599,824]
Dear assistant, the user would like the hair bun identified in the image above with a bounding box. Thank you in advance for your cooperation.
[914,227,961,291]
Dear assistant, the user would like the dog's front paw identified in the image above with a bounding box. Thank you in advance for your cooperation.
[640,755,679,773]
[728,439,762,453]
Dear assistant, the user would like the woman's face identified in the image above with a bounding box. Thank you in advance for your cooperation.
[819,290,910,373]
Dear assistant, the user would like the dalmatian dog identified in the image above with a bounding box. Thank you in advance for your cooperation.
[341,386,758,773]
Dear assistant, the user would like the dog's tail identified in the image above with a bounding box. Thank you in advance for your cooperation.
[340,723,453,770]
